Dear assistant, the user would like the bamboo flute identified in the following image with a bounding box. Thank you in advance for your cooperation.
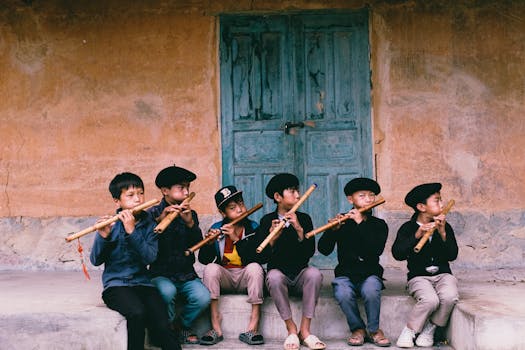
[413,199,455,253]
[256,183,317,253]
[65,198,160,242]
[305,197,386,239]
[184,202,263,256]
[154,192,196,234]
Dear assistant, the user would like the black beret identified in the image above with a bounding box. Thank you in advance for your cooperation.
[405,183,442,210]
[265,173,299,199]
[155,165,196,188]
[344,177,381,196]
[214,185,243,210]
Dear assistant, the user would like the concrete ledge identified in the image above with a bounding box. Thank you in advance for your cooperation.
[1,270,524,350]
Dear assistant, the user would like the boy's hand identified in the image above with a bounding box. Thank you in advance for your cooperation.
[96,215,113,239]
[347,208,364,224]
[220,223,239,242]
[118,209,136,234]
[416,222,436,239]
[433,213,447,240]
[204,228,222,244]
[178,201,194,228]
[328,213,346,230]
[284,211,304,241]
[268,219,284,246]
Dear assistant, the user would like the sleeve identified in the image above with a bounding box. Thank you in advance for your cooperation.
[298,213,315,261]
[391,222,418,261]
[89,231,117,266]
[236,220,266,264]
[317,226,338,256]
[442,223,459,261]
[197,221,221,265]
[187,210,204,246]
[126,217,159,265]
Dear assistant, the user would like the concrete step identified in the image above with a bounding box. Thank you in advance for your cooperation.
[0,269,523,350]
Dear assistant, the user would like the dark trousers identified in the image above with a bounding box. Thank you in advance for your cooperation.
[102,285,181,350]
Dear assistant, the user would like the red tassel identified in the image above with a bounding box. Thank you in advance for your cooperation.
[77,239,91,280]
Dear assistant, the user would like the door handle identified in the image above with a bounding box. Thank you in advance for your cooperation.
[284,121,315,134]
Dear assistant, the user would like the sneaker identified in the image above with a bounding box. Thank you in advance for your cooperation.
[415,321,436,347]
[396,326,416,348]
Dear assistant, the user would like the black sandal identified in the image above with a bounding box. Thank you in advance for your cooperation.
[200,329,224,346]
[239,330,265,345]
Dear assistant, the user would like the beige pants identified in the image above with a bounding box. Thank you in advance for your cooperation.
[202,262,264,304]
[406,273,459,332]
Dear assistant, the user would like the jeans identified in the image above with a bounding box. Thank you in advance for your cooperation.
[332,275,383,333]
[152,276,211,328]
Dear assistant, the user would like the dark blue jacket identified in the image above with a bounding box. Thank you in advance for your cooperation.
[90,211,158,290]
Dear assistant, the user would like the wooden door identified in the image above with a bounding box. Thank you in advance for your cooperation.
[220,10,372,267]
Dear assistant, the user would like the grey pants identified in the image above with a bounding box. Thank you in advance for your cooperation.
[266,266,323,320]
[406,273,459,332]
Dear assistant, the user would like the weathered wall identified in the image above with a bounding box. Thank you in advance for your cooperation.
[0,0,523,270]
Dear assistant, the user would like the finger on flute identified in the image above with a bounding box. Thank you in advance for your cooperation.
[154,192,196,234]
[413,199,454,253]
[65,198,160,242]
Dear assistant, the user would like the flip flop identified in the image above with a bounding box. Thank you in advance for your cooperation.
[199,329,224,346]
[368,329,391,347]
[347,329,366,346]
[283,333,300,350]
[239,330,265,345]
[301,334,326,350]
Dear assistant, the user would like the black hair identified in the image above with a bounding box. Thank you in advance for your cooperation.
[108,172,144,199]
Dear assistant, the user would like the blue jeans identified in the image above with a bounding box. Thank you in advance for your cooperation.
[152,277,211,328]
[332,275,383,333]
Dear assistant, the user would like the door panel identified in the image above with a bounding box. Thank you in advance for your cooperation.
[220,11,371,267]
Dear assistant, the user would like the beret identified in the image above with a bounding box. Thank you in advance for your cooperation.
[265,173,299,199]
[214,185,243,210]
[344,177,381,196]
[405,182,442,210]
[155,165,196,188]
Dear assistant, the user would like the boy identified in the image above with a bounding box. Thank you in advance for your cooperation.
[90,172,181,350]
[258,173,325,350]
[392,183,459,348]
[318,177,390,347]
[148,165,211,344]
[198,185,265,346]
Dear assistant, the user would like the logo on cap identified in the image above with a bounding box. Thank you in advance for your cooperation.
[220,188,232,198]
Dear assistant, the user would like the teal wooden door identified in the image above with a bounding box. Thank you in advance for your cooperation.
[220,11,372,267]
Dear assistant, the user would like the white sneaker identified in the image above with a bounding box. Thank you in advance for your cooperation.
[415,321,436,347]
[396,326,416,348]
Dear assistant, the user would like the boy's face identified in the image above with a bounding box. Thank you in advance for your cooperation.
[162,182,190,204]
[420,192,444,215]
[115,186,145,210]
[275,187,300,210]
[220,198,247,221]
[347,190,376,209]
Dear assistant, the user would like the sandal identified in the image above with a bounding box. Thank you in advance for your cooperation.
[301,334,326,350]
[283,333,300,350]
[199,329,224,346]
[347,328,366,346]
[179,327,199,344]
[368,329,391,347]
[239,330,265,345]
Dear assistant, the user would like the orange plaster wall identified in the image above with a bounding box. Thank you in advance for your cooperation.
[0,1,221,216]
[0,0,524,218]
